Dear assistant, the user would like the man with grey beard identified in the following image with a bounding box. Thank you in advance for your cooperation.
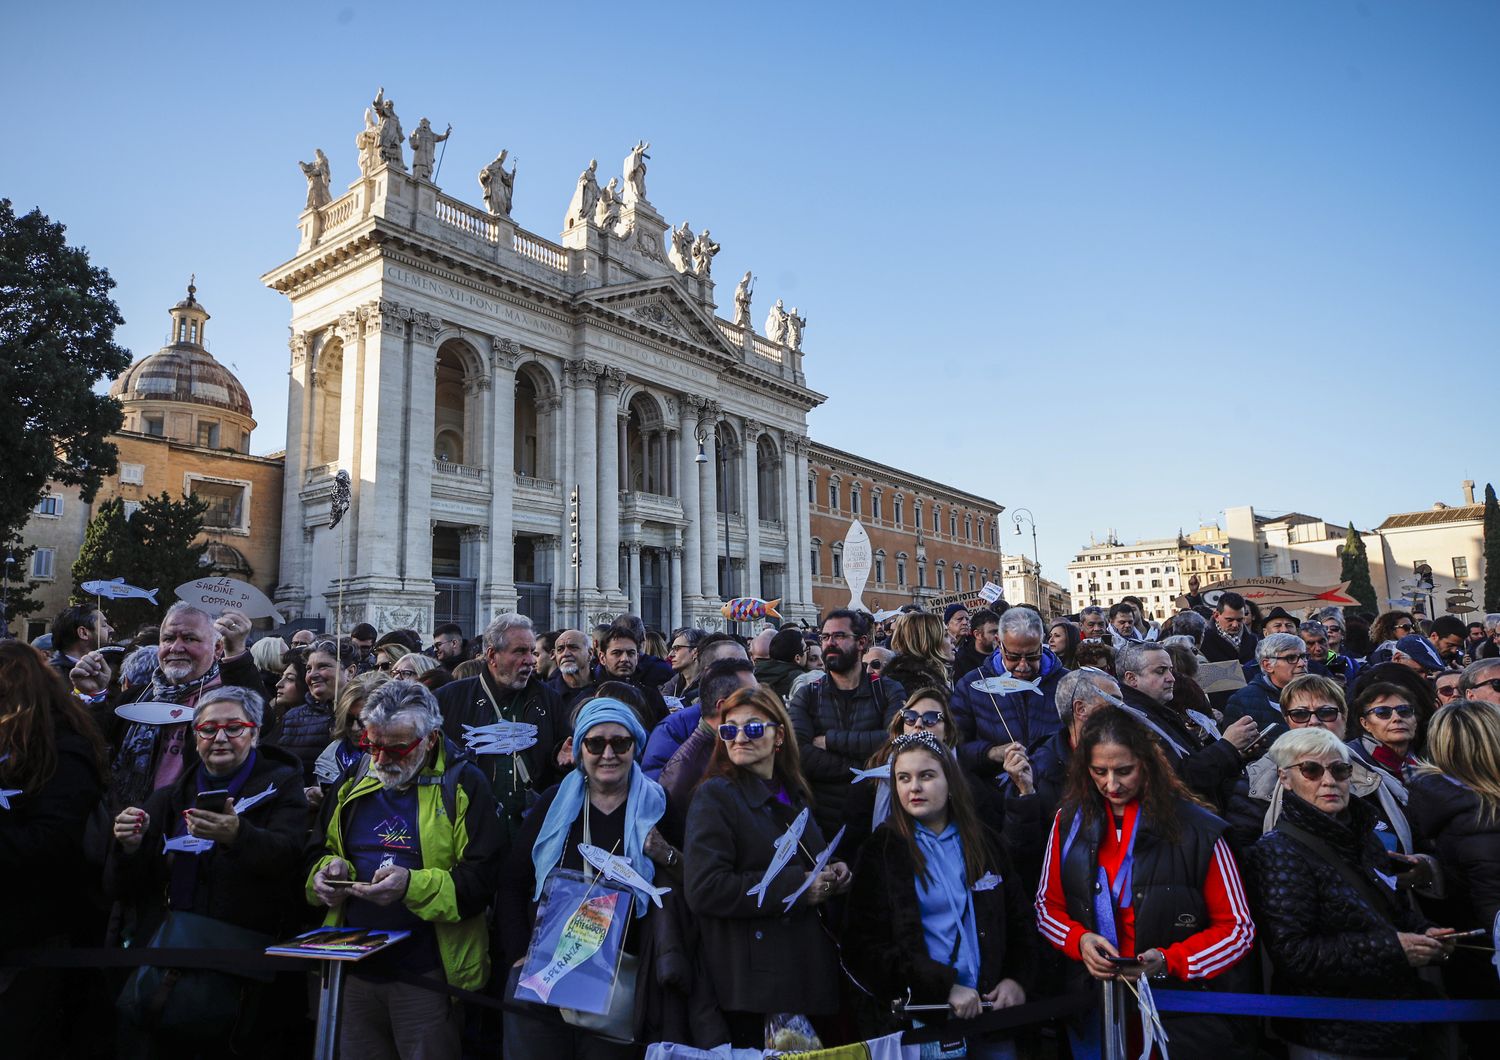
[309,680,502,1059]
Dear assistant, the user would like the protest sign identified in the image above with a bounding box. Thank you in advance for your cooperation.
[175,576,286,624]
[515,869,631,1015]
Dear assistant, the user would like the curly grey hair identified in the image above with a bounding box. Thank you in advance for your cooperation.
[362,678,444,739]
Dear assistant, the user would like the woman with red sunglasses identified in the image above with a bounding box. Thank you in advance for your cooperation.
[1248,727,1454,1059]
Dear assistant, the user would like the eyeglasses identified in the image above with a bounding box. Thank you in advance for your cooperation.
[193,721,257,740]
[376,661,395,672]
[1001,650,1043,665]
[1363,704,1415,720]
[392,668,419,679]
[1437,685,1462,700]
[1288,760,1354,782]
[1285,705,1344,724]
[901,709,943,729]
[668,643,694,653]
[358,735,425,758]
[866,660,884,671]
[1470,678,1500,696]
[581,734,635,756]
[719,720,778,742]
[1393,622,1414,633]
[1273,653,1308,664]
[819,631,855,644]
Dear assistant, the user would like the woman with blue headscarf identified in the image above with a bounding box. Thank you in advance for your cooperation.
[498,695,672,1058]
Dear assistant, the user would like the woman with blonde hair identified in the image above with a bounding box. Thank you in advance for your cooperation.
[885,611,954,693]
[1410,700,1500,1037]
[313,673,389,788]
[372,642,409,674]
[685,685,850,1047]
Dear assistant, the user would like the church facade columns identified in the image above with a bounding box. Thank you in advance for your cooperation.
[569,360,602,593]
[669,544,684,629]
[677,397,704,610]
[482,336,521,620]
[597,367,625,598]
[697,401,721,600]
[794,435,813,613]
[742,418,762,599]
[277,332,313,617]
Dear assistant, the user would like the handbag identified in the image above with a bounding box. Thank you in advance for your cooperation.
[561,950,638,1041]
[116,910,274,1037]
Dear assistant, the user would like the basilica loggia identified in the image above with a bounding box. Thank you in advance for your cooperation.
[264,98,823,635]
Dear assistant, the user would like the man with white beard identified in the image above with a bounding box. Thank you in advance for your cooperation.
[72,602,259,812]
[309,680,503,1059]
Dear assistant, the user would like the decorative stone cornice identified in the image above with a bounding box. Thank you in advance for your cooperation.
[602,366,627,394]
[743,417,762,439]
[336,310,362,344]
[565,358,605,386]
[625,541,643,555]
[364,299,408,336]
[289,331,309,366]
[537,395,562,414]
[459,526,490,542]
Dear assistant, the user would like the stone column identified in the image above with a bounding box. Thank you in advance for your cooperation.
[627,542,643,612]
[570,361,602,593]
[669,544,684,630]
[676,397,702,611]
[560,363,577,575]
[486,336,520,617]
[780,433,801,612]
[698,401,721,599]
[742,418,762,599]
[402,312,441,601]
[276,332,313,617]
[617,412,629,493]
[597,367,625,597]
[795,436,813,613]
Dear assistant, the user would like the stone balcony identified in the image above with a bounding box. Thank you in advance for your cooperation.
[620,489,684,524]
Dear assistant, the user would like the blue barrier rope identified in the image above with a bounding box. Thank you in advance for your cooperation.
[1153,990,1500,1022]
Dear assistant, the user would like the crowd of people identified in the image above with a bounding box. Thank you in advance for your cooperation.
[3,593,1500,1059]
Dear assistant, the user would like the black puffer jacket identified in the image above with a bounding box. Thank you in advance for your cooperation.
[788,670,905,836]
[1408,772,1500,928]
[1247,791,1434,1057]
[269,695,334,786]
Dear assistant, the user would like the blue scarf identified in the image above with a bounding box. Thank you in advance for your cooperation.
[914,822,981,988]
[168,748,258,910]
[531,698,666,916]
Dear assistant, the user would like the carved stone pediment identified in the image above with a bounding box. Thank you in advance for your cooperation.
[579,278,741,360]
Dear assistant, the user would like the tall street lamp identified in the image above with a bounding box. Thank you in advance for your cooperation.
[1012,508,1039,611]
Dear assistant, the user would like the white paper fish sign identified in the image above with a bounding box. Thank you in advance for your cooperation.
[577,843,672,908]
[849,765,889,784]
[82,578,159,603]
[115,701,196,726]
[164,834,215,855]
[0,754,18,810]
[462,721,539,756]
[973,675,1042,696]
[232,785,277,815]
[842,520,872,613]
[747,807,808,907]
[175,577,285,624]
[781,825,845,911]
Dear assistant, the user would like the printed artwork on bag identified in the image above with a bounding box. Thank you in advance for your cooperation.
[515,869,631,1015]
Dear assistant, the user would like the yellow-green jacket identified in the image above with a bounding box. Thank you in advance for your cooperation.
[305,738,503,990]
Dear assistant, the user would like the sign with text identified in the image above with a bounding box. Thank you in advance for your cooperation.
[842,520,872,612]
[175,577,286,624]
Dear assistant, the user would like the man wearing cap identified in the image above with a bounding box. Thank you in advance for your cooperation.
[1260,607,1300,637]
[1391,633,1447,678]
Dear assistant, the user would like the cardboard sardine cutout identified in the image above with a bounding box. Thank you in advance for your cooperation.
[746,807,808,907]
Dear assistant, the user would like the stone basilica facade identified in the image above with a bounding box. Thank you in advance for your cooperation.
[264,96,824,635]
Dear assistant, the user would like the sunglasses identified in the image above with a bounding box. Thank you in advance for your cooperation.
[193,721,257,740]
[1437,685,1462,700]
[1363,704,1415,720]
[1393,623,1414,633]
[1285,705,1344,724]
[376,661,395,672]
[1471,678,1500,696]
[1289,760,1354,782]
[581,734,635,756]
[866,660,884,671]
[719,720,779,742]
[358,735,425,758]
[901,709,944,728]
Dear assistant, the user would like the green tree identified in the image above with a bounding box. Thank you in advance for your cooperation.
[72,493,208,633]
[1340,522,1379,616]
[0,200,132,548]
[1484,483,1500,613]
[1,539,44,635]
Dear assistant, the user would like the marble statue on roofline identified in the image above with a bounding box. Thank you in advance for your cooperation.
[668,221,694,274]
[623,140,650,205]
[409,118,451,181]
[733,272,753,327]
[594,178,620,230]
[765,298,789,345]
[691,229,720,278]
[787,307,807,352]
[479,150,516,217]
[566,159,599,228]
[299,149,331,209]
[372,87,406,171]
[356,109,380,177]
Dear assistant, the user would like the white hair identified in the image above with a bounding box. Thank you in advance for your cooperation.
[362,679,443,739]
[1268,726,1349,770]
[163,602,220,639]
[1257,632,1306,663]
[483,613,534,651]
[997,607,1043,642]
[193,684,265,727]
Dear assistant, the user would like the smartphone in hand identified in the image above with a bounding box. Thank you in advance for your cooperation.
[195,790,231,814]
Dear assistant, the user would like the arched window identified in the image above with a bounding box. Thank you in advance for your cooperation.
[625,394,669,494]
[756,435,780,519]
[897,553,908,587]
[434,343,471,463]
[715,421,740,514]
[311,338,343,466]
[875,550,886,584]
[871,489,883,522]
[894,496,905,527]
[850,484,861,517]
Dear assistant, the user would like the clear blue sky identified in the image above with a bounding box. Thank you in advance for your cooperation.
[5,1,1496,581]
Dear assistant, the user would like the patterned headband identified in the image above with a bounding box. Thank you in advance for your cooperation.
[889,731,948,759]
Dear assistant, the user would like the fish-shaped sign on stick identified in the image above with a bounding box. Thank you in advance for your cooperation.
[175,576,285,624]
[577,843,672,908]
[746,807,808,907]
[82,578,159,604]
[973,675,1043,696]
[849,765,890,784]
[842,520,872,612]
[164,834,215,855]
[115,701,196,726]
[721,597,781,623]
[462,721,539,755]
[781,825,846,912]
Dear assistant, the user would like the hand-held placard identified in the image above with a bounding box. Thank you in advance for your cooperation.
[461,721,539,755]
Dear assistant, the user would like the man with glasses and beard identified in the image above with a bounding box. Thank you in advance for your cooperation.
[309,681,503,1059]
[787,609,907,836]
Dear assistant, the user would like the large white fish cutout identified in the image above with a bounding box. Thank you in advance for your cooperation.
[577,843,672,908]
[781,825,846,912]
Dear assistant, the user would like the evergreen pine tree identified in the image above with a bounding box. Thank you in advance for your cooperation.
[1484,483,1500,613]
[71,493,208,634]
[1340,523,1379,616]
